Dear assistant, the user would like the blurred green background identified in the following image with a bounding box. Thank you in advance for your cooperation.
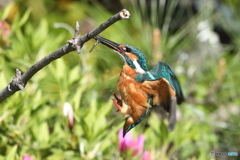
[0,0,239,159]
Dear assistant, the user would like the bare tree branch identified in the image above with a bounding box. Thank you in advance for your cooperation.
[0,9,131,103]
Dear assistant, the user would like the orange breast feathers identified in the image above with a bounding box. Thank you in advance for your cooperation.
[117,64,176,116]
[117,64,151,122]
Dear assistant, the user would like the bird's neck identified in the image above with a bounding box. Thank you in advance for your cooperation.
[120,64,139,79]
[132,60,147,74]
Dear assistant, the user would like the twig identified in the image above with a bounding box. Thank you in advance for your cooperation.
[89,39,100,52]
[0,9,130,103]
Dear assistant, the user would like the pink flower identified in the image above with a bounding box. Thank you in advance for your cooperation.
[0,21,10,37]
[0,21,3,28]
[118,129,144,156]
[142,151,154,160]
[22,155,33,160]
[63,102,74,130]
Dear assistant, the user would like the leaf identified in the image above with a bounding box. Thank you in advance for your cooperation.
[148,112,160,133]
[32,122,50,144]
[69,66,80,84]
[80,119,90,139]
[159,120,169,143]
[6,145,18,160]
[1,2,15,19]
[55,58,66,79]
[97,100,112,117]
[33,19,49,48]
[17,9,31,28]
[0,72,8,88]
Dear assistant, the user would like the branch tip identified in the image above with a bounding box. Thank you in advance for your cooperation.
[74,21,80,37]
[119,9,130,19]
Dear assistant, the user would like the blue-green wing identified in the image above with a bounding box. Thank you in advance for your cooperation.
[135,62,184,104]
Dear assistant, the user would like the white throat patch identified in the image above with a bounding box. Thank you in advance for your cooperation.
[133,60,146,74]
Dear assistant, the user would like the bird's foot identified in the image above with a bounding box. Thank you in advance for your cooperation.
[111,98,121,112]
[111,90,122,112]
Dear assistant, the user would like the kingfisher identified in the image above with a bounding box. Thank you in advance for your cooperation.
[93,36,184,137]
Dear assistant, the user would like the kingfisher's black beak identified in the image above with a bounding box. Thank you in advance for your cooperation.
[94,36,125,53]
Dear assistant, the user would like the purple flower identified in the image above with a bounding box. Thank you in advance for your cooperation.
[142,150,154,160]
[22,155,33,160]
[118,129,144,156]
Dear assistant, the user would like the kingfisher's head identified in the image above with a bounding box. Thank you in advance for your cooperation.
[94,36,148,73]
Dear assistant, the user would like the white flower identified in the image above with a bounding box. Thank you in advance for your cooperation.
[63,102,74,129]
[197,20,219,45]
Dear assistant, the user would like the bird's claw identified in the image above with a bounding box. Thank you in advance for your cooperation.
[111,90,122,112]
[111,90,121,101]
[111,98,120,112]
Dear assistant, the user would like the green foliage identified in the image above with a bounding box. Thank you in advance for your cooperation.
[0,0,240,160]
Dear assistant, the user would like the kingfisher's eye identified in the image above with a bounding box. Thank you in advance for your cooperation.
[126,47,132,52]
